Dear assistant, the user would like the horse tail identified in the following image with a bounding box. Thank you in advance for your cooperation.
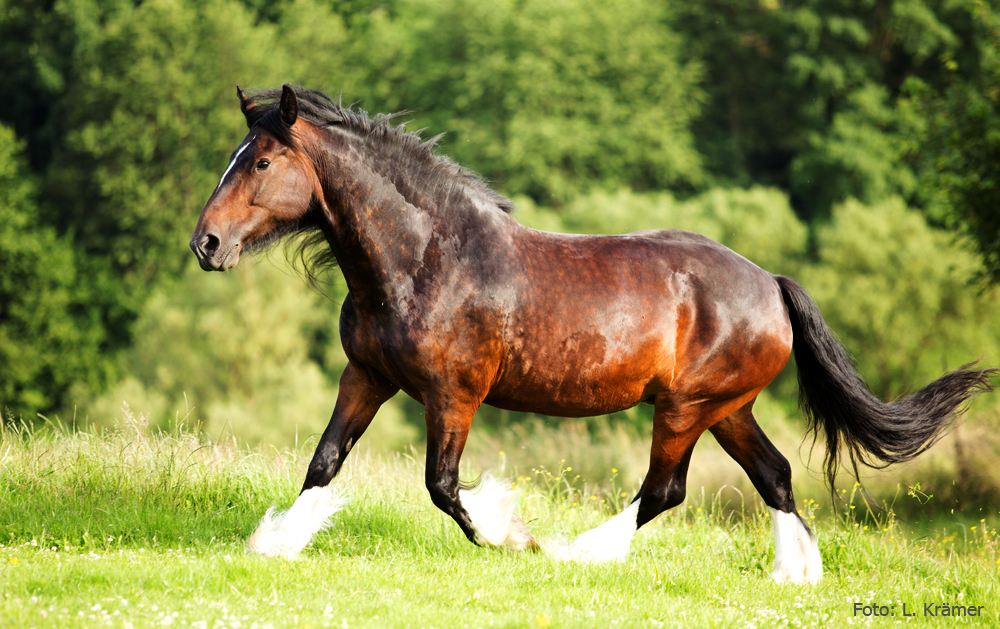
[774,275,997,489]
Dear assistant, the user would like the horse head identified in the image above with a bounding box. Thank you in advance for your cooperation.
[190,85,322,271]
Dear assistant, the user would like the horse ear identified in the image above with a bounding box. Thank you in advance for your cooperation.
[279,84,298,126]
[236,85,255,128]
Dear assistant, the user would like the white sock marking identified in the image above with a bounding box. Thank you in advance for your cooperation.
[215,135,255,194]
[458,473,522,547]
[246,485,347,560]
[769,507,823,584]
[547,500,640,563]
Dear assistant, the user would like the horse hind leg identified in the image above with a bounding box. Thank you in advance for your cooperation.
[555,446,695,563]
[553,401,700,562]
[709,402,823,584]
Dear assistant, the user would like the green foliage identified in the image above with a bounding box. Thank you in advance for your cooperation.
[43,0,288,330]
[288,0,707,203]
[790,82,919,213]
[0,124,108,416]
[672,0,991,219]
[83,259,338,445]
[0,0,294,412]
[801,197,1000,400]
[905,3,1000,282]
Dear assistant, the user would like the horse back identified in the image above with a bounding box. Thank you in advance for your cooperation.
[483,226,792,416]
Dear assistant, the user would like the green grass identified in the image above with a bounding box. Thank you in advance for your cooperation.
[2,414,999,628]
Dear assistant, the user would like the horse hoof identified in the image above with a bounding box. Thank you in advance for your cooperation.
[505,513,540,552]
[770,564,822,585]
[769,508,823,584]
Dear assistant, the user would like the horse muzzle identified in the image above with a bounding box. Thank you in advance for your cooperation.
[189,232,242,271]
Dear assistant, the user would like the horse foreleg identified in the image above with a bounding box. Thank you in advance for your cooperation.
[710,403,823,584]
[247,362,398,559]
[424,401,538,551]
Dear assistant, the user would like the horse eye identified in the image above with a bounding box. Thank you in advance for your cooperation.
[255,159,270,170]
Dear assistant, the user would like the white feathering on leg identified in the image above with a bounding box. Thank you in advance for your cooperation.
[458,472,519,546]
[458,472,537,549]
[769,507,823,584]
[246,485,348,560]
[545,500,640,562]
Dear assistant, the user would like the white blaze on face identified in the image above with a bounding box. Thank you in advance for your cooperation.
[215,134,256,194]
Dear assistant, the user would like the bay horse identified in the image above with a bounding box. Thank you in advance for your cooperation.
[190,85,995,583]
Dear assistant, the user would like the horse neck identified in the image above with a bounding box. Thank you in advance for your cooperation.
[308,128,507,308]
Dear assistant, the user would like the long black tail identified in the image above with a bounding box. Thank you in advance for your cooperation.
[775,275,997,489]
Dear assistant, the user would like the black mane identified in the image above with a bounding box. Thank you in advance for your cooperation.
[241,87,515,286]
[245,87,515,214]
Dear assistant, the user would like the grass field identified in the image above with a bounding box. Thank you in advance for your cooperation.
[2,411,999,628]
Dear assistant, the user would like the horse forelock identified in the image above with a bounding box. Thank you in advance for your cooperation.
[249,106,300,150]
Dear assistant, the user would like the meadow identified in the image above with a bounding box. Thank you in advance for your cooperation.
[2,409,998,629]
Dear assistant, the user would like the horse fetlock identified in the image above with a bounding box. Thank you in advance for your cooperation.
[246,485,348,559]
[548,500,639,563]
[304,445,343,487]
[457,473,537,550]
[769,508,823,584]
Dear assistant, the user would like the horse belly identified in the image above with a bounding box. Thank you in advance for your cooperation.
[485,325,674,417]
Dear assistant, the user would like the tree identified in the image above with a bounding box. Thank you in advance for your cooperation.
[672,0,992,219]
[284,0,707,203]
[905,2,1000,283]
[85,258,417,449]
[0,0,291,411]
[801,197,999,400]
[0,124,107,416]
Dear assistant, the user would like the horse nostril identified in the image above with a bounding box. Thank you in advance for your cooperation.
[202,233,221,256]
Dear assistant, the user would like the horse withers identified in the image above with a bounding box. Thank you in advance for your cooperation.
[189,85,995,583]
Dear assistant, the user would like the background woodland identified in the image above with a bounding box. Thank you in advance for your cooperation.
[2,0,1000,507]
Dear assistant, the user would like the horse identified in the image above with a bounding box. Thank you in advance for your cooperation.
[189,85,995,583]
